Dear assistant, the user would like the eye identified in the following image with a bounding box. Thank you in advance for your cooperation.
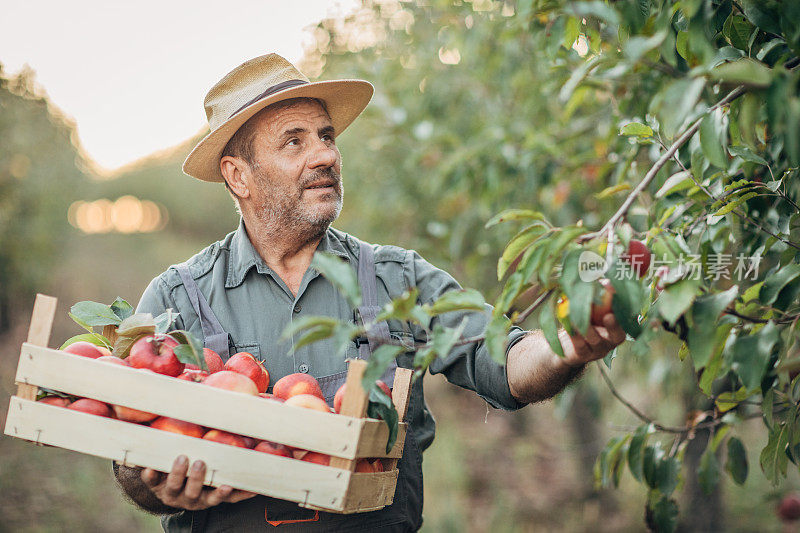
[286,138,300,147]
[321,133,335,143]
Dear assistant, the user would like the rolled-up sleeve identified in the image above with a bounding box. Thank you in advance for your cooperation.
[407,251,528,411]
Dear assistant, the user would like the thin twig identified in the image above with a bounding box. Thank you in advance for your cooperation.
[514,288,556,324]
[578,86,747,244]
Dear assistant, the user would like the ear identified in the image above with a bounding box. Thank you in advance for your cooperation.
[220,156,251,199]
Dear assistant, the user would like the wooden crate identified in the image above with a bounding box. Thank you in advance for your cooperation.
[4,294,412,514]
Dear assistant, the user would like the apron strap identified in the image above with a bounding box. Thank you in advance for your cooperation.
[356,241,397,386]
[175,263,230,360]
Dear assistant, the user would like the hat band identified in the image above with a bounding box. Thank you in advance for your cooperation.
[229,79,309,118]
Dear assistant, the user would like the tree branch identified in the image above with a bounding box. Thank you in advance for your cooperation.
[578,85,747,244]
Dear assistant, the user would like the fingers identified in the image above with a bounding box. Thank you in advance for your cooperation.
[226,489,257,503]
[141,468,164,488]
[602,313,627,344]
[183,461,207,501]
[203,485,233,507]
[163,455,191,499]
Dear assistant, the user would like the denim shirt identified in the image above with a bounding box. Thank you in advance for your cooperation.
[136,219,527,531]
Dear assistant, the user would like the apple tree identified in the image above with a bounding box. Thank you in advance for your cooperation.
[288,0,800,530]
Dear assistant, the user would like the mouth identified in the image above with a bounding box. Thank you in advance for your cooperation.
[304,179,338,191]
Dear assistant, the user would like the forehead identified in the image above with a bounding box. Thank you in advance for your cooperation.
[254,98,332,137]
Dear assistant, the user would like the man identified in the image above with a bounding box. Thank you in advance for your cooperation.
[114,54,626,531]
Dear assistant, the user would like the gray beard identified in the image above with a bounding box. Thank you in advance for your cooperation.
[255,184,343,245]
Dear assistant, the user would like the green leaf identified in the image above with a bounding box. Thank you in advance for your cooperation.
[428,289,485,316]
[414,320,466,371]
[656,171,693,198]
[377,289,421,323]
[723,14,753,50]
[567,1,621,26]
[726,437,748,485]
[280,316,340,342]
[540,298,564,358]
[69,301,122,327]
[730,322,779,391]
[170,330,206,370]
[495,272,526,317]
[312,252,361,308]
[658,278,700,326]
[110,297,134,321]
[498,224,548,279]
[643,445,661,489]
[595,436,629,489]
[760,264,800,305]
[658,456,680,496]
[656,77,705,139]
[700,111,728,169]
[112,332,151,359]
[619,122,653,138]
[728,144,768,165]
[485,313,511,365]
[650,495,679,533]
[623,30,668,63]
[362,345,405,388]
[687,287,738,368]
[760,422,790,485]
[710,426,731,452]
[699,322,735,394]
[561,249,594,335]
[698,446,720,495]
[595,183,631,199]
[116,313,156,338]
[485,209,547,229]
[710,58,773,87]
[608,262,645,338]
[715,387,751,413]
[628,424,655,482]
[712,192,758,217]
[537,227,586,283]
[154,309,179,334]
[58,333,112,351]
[366,385,399,453]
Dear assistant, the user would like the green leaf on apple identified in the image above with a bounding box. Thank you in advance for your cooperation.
[113,333,150,359]
[59,333,112,351]
[70,301,122,328]
[110,297,134,321]
[170,330,206,371]
[154,309,179,334]
[116,313,156,337]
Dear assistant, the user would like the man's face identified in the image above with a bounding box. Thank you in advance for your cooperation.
[245,99,343,237]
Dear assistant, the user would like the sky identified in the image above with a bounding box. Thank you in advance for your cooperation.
[1,0,358,172]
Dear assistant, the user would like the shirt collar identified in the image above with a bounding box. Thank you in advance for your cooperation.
[225,218,351,289]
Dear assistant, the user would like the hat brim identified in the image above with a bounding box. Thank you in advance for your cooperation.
[182,79,374,182]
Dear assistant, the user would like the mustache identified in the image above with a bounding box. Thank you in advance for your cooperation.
[299,167,341,189]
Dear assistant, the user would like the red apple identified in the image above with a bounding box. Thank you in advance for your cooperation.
[240,436,258,449]
[300,451,330,466]
[224,352,269,392]
[203,370,259,395]
[273,373,324,401]
[355,459,377,473]
[67,398,113,418]
[177,369,209,383]
[185,348,225,374]
[202,429,249,448]
[63,341,112,359]
[372,459,386,472]
[258,392,285,403]
[38,396,71,408]
[334,380,392,414]
[590,278,615,326]
[150,417,205,438]
[622,239,652,278]
[284,394,330,413]
[778,494,800,522]
[254,440,293,458]
[127,334,184,377]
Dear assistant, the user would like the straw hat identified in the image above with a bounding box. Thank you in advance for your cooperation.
[183,54,373,182]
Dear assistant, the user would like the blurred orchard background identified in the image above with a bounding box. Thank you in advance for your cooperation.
[2,0,798,531]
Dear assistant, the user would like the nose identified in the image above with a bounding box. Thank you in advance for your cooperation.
[308,139,338,169]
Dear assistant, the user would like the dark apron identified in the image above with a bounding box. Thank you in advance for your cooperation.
[168,241,423,532]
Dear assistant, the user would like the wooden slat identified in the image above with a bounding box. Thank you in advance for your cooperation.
[4,397,361,511]
[14,344,369,459]
[341,470,399,513]
[17,294,58,400]
[385,367,414,471]
[330,360,368,471]
[355,420,406,458]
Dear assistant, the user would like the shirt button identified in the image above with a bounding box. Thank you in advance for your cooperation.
[293,304,301,313]
[298,363,309,373]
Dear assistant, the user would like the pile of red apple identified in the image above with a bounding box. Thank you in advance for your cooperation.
[39,335,390,473]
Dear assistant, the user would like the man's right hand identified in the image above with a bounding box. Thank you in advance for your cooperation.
[141,455,256,511]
